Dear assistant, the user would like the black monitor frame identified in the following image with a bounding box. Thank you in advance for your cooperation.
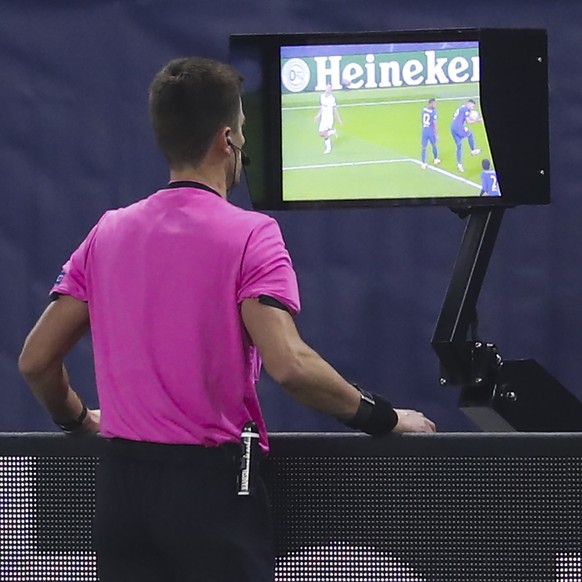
[230,28,549,210]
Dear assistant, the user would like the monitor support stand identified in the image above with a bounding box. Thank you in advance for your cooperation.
[432,208,582,431]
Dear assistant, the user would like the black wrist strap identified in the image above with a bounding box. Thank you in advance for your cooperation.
[54,403,88,433]
[342,385,398,435]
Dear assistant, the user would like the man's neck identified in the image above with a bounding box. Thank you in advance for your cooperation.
[169,167,227,199]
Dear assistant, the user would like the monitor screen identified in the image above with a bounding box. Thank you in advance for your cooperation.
[230,29,549,209]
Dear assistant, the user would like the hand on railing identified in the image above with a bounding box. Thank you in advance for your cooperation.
[393,409,436,433]
[69,409,101,436]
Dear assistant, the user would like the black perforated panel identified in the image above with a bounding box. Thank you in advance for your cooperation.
[267,455,582,581]
[1,434,581,582]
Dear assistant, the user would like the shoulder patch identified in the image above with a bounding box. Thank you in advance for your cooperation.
[54,270,66,285]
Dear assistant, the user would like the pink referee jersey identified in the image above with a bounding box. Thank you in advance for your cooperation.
[50,183,300,450]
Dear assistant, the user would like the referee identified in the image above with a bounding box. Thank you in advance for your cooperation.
[19,57,436,582]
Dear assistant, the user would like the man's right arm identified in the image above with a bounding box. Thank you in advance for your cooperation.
[241,298,435,433]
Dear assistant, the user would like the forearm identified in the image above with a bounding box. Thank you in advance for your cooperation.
[23,361,84,423]
[277,345,360,419]
[19,296,98,433]
[241,300,434,434]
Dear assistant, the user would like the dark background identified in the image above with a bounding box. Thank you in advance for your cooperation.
[2,0,580,433]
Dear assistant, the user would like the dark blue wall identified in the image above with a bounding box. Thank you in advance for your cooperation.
[2,0,581,433]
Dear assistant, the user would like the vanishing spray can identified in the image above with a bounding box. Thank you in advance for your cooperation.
[237,421,260,496]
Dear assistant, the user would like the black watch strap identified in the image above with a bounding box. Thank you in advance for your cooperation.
[346,388,376,426]
[54,403,88,433]
[342,385,399,435]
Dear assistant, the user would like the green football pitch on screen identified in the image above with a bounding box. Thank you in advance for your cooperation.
[281,82,494,202]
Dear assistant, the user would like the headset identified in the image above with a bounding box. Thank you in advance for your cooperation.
[226,137,251,166]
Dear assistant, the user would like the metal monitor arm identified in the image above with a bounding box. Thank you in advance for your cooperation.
[432,208,582,432]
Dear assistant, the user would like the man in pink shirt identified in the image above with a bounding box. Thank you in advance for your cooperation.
[19,57,435,581]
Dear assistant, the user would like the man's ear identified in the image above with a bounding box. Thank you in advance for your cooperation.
[209,127,232,156]
[222,127,233,152]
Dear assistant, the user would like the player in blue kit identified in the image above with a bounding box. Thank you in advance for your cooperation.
[450,99,481,172]
[421,98,440,169]
[479,159,500,196]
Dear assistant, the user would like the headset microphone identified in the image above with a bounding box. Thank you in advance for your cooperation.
[226,138,251,166]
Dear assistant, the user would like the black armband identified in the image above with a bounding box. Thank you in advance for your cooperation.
[342,385,398,436]
[258,294,290,313]
[53,403,88,433]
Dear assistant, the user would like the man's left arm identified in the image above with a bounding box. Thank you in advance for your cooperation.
[19,295,100,434]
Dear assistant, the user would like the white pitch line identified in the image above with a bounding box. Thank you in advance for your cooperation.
[283,95,479,111]
[407,159,481,189]
[283,157,482,190]
[283,158,407,171]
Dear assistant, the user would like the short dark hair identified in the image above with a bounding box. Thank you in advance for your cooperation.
[468,99,476,105]
[428,98,436,105]
[482,159,491,170]
[149,57,243,168]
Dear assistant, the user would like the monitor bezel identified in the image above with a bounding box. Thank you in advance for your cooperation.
[230,28,550,210]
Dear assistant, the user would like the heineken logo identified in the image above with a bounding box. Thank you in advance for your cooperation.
[281,50,479,93]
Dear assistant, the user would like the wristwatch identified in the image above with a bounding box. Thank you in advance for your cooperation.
[54,403,88,433]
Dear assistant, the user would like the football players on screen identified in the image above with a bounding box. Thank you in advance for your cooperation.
[450,98,481,172]
[420,98,440,169]
[314,84,343,154]
[479,159,500,196]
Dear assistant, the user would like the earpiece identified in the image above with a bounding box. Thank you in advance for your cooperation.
[226,135,250,166]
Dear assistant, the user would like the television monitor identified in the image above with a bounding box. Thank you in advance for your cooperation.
[229,29,549,210]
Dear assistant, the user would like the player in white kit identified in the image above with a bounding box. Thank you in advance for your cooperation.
[314,84,343,154]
